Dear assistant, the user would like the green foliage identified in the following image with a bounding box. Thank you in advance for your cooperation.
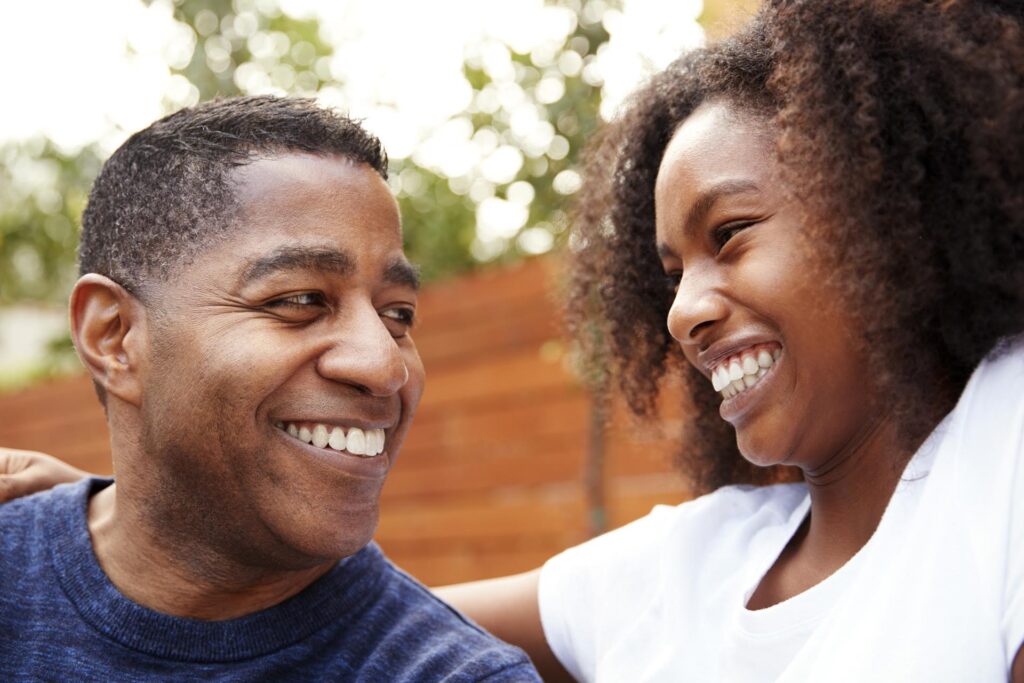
[171,0,334,100]
[0,140,102,304]
[398,1,609,281]
[0,0,618,381]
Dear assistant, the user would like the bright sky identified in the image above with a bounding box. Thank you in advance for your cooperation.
[0,0,705,157]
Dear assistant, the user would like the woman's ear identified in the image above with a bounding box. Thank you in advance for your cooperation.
[69,274,148,407]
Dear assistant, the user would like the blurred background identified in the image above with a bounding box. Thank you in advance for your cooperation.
[0,0,757,584]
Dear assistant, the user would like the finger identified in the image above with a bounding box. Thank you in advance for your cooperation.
[0,448,33,477]
[0,471,35,503]
[0,449,53,503]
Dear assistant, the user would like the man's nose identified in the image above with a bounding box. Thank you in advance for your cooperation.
[316,305,409,396]
[666,267,728,344]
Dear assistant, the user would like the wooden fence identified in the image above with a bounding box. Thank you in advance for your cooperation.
[0,257,692,585]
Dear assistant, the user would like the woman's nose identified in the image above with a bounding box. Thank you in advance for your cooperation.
[666,268,728,344]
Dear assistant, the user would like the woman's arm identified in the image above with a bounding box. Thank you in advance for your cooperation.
[434,569,574,682]
[0,448,91,503]
[1013,641,1024,683]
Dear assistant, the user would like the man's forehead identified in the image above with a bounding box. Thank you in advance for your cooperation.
[231,153,388,205]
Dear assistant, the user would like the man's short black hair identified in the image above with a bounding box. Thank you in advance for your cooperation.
[78,95,389,298]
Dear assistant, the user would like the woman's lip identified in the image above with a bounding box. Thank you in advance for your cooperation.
[272,427,391,480]
[718,355,781,423]
[698,337,783,375]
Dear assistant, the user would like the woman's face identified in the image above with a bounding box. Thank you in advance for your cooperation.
[654,101,879,471]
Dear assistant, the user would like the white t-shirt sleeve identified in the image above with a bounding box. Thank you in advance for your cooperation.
[537,506,678,682]
[1000,345,1024,669]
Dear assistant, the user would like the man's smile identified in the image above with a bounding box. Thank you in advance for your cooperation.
[274,420,387,457]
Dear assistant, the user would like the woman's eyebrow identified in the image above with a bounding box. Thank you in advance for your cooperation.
[684,179,761,230]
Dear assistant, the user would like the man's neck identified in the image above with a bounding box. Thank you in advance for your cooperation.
[87,484,336,620]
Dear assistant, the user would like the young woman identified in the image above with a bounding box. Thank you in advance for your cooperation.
[4,1,1023,680]
[438,1,1024,680]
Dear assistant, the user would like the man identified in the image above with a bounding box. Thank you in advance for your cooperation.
[0,96,539,681]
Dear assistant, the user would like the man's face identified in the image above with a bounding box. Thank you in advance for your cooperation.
[136,154,424,568]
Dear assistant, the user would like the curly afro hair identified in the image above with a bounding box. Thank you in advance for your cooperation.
[567,0,1024,493]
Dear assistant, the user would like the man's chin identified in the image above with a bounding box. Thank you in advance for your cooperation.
[270,509,379,567]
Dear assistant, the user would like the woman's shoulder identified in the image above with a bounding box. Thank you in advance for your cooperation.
[546,480,807,576]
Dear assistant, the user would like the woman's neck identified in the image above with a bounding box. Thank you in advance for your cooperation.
[747,417,910,609]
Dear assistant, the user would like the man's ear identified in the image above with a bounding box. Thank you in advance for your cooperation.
[69,274,148,407]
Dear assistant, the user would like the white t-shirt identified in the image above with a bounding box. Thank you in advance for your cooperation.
[539,340,1024,682]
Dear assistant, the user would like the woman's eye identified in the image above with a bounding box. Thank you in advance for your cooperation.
[713,221,754,250]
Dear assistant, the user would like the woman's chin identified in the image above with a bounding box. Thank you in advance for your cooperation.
[735,433,792,470]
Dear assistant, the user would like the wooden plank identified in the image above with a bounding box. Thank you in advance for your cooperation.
[379,542,568,585]
[385,434,586,499]
[414,307,560,370]
[0,373,101,427]
[416,258,558,323]
[400,392,590,461]
[377,486,586,544]
[423,348,582,408]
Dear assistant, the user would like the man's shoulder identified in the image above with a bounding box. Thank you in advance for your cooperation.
[349,551,539,681]
[0,479,79,544]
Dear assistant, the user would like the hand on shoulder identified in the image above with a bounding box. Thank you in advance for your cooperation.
[0,448,90,503]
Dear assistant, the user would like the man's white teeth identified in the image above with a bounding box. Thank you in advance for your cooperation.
[312,424,329,449]
[712,346,780,399]
[279,422,386,457]
[347,428,367,455]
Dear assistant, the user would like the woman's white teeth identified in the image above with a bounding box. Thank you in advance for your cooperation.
[711,347,779,400]
[712,365,731,391]
[728,360,743,381]
[279,422,385,457]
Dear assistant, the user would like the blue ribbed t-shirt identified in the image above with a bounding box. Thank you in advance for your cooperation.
[0,479,539,682]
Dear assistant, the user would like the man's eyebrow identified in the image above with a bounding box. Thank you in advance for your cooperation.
[384,257,421,291]
[684,179,761,230]
[239,246,354,286]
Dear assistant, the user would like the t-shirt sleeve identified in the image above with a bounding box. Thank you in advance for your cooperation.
[1003,390,1024,670]
[538,543,589,682]
[537,506,680,683]
[999,342,1024,669]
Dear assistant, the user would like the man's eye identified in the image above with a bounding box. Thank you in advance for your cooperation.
[267,292,326,308]
[381,307,416,335]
